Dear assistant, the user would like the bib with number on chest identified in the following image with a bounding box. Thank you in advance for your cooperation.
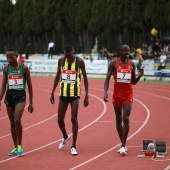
[61,70,76,84]
[8,75,24,89]
[117,69,131,83]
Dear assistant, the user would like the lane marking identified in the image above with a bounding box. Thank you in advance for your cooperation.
[0,116,8,120]
[1,84,169,168]
[164,165,170,170]
[135,90,170,100]
[69,98,150,170]
[0,95,29,120]
[0,92,106,163]
[0,89,55,138]
[0,114,57,139]
[0,104,29,120]
[89,87,170,101]
[97,121,113,123]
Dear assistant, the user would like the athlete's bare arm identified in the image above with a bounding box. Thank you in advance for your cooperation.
[0,66,7,110]
[24,65,34,113]
[131,61,144,85]
[78,57,89,107]
[50,57,63,104]
[104,60,116,102]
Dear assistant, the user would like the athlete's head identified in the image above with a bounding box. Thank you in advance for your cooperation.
[64,45,74,58]
[6,48,18,56]
[119,45,130,60]
[6,48,18,65]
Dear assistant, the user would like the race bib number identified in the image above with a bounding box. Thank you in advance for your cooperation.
[117,69,131,83]
[61,70,76,84]
[8,75,24,89]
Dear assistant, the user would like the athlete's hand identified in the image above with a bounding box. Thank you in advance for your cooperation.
[84,96,89,107]
[28,104,34,113]
[50,93,55,104]
[138,66,145,76]
[104,92,109,102]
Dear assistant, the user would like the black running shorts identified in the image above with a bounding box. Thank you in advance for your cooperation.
[60,96,80,103]
[4,90,26,108]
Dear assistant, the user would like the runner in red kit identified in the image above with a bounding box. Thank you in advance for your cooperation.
[113,59,133,106]
[104,45,144,156]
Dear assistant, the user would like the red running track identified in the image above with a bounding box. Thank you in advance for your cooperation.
[0,76,170,170]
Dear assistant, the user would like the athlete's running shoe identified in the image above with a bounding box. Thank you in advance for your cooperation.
[8,148,17,156]
[71,147,78,155]
[119,147,127,156]
[59,135,70,149]
[17,145,23,156]
[117,146,128,153]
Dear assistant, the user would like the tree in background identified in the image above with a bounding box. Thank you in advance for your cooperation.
[0,0,170,54]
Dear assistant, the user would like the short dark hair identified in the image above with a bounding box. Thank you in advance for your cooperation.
[64,45,74,53]
[6,48,18,55]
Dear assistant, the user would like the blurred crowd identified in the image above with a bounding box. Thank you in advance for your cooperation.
[97,37,169,61]
[89,36,170,70]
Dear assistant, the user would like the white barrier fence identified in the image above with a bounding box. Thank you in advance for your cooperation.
[0,59,169,76]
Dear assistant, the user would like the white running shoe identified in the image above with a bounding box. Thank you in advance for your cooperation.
[59,135,70,149]
[71,147,78,155]
[117,146,128,153]
[119,147,127,156]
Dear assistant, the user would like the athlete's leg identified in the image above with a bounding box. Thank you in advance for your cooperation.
[58,100,69,137]
[121,103,132,147]
[70,99,79,146]
[6,106,17,148]
[114,106,123,143]
[14,102,25,145]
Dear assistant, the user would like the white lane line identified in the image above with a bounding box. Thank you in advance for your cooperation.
[164,165,170,170]
[0,89,54,138]
[134,90,170,100]
[0,116,8,120]
[0,93,106,163]
[89,87,170,101]
[0,104,29,120]
[69,98,150,170]
[0,114,57,139]
[97,121,113,123]
[0,96,29,120]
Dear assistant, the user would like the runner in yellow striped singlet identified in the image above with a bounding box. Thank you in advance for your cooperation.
[60,54,81,97]
[50,45,89,155]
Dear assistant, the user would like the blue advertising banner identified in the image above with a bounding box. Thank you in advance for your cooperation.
[0,60,8,71]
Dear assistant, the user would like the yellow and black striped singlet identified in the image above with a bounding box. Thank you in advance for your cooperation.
[60,57,81,97]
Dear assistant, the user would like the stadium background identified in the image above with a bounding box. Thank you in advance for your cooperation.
[0,0,170,54]
[0,1,170,169]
